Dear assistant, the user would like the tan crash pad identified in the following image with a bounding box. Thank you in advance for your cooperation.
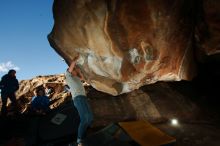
[119,120,176,146]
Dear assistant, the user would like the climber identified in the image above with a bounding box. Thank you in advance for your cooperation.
[65,55,93,146]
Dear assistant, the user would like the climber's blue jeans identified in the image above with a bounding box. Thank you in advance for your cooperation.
[73,95,93,144]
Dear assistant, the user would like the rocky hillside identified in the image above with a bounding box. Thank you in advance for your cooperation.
[14,74,70,113]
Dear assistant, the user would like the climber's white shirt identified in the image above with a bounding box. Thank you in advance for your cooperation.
[65,70,86,99]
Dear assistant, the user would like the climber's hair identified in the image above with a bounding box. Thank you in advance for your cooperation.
[35,86,46,96]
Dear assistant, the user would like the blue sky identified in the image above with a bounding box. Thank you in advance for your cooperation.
[0,0,67,81]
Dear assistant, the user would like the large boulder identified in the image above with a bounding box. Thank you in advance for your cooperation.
[48,0,199,95]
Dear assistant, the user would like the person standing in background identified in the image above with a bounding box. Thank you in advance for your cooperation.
[0,69,19,116]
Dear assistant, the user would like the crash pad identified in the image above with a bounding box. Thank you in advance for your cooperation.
[119,120,176,146]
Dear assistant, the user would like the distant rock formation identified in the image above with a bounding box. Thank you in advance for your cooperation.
[48,0,220,95]
[16,74,67,112]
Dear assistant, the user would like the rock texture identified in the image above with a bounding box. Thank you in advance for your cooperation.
[48,0,219,95]
[15,74,67,111]
[195,0,220,57]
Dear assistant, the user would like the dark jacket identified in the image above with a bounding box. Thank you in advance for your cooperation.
[0,74,19,94]
[31,95,50,112]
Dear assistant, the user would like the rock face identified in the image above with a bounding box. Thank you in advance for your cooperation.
[48,0,219,95]
[195,0,220,57]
